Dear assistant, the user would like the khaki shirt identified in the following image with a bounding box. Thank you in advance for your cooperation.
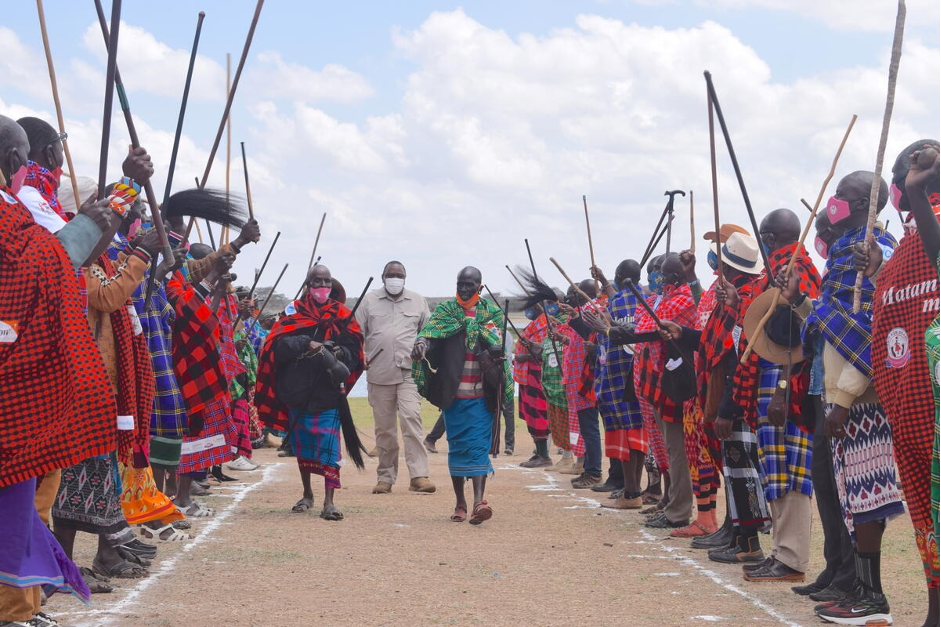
[355,287,430,385]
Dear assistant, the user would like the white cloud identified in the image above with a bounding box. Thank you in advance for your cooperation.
[702,0,940,33]
[81,21,226,102]
[250,52,374,104]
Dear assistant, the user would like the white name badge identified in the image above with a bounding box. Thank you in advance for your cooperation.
[547,352,559,368]
[0,320,19,343]
[116,415,135,431]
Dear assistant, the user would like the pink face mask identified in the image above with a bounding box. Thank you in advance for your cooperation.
[127,218,142,239]
[825,196,852,224]
[9,165,27,194]
[309,287,331,304]
[814,237,829,259]
[890,183,903,211]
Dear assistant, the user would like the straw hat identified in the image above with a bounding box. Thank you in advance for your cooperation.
[743,290,805,365]
[710,232,762,275]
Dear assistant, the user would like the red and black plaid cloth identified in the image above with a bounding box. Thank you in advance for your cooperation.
[0,187,117,488]
[91,253,155,468]
[872,233,940,586]
[634,284,697,422]
[732,243,821,427]
[255,292,365,432]
[165,272,229,434]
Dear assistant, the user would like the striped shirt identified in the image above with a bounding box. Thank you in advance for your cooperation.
[455,307,484,399]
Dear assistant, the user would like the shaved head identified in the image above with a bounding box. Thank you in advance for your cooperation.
[759,208,801,253]
[0,115,29,183]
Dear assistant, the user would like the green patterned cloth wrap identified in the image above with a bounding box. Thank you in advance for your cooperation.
[412,298,512,406]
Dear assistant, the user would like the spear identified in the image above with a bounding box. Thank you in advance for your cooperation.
[95,0,121,201]
[854,0,906,313]
[35,0,81,212]
[255,263,288,320]
[294,212,326,301]
[688,190,695,253]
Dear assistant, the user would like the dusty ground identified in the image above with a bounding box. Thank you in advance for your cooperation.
[49,399,928,627]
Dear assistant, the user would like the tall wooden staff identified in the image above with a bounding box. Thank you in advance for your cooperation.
[293,212,327,301]
[96,0,121,200]
[854,0,906,313]
[255,263,289,320]
[187,0,265,235]
[549,257,603,313]
[740,115,858,363]
[241,141,255,220]
[222,52,232,248]
[688,190,695,252]
[583,195,600,294]
[706,77,723,283]
[35,0,80,211]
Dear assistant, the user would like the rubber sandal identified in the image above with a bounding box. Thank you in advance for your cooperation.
[450,505,467,523]
[79,567,113,594]
[469,501,492,526]
[182,502,214,518]
[92,557,147,579]
[116,546,151,567]
[120,538,157,559]
[669,521,717,538]
[291,498,314,513]
[139,523,190,542]
[319,505,344,521]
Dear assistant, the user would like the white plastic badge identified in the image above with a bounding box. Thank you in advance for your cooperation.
[116,415,135,431]
[547,352,558,368]
[665,357,684,371]
[0,320,19,343]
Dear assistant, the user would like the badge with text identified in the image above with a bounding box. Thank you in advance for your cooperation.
[0,320,20,343]
[885,327,911,368]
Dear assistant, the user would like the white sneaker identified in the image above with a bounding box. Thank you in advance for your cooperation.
[226,456,259,471]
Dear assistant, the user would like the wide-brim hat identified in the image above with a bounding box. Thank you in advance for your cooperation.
[710,232,761,275]
[703,223,749,244]
[743,290,805,365]
[330,279,347,304]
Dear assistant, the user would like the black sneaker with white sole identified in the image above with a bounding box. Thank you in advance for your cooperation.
[815,586,891,625]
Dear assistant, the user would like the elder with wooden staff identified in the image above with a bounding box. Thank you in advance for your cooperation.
[859,140,940,625]
[779,169,902,625]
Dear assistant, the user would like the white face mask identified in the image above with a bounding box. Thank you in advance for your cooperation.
[384,277,405,295]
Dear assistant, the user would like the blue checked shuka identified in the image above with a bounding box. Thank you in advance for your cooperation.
[595,288,643,431]
[755,359,812,502]
[804,225,897,378]
[130,271,188,439]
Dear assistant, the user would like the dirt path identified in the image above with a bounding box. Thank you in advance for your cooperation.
[49,441,925,627]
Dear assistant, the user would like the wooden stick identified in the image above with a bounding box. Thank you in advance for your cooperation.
[800,199,814,213]
[223,52,232,249]
[241,141,254,220]
[688,190,695,252]
[740,114,858,363]
[549,257,603,313]
[198,0,265,190]
[706,76,723,284]
[35,0,81,212]
[194,217,203,244]
[293,213,326,301]
[256,263,288,319]
[505,265,530,294]
[96,0,121,200]
[245,231,280,299]
[705,71,772,277]
[640,213,674,268]
[583,195,600,295]
[641,202,671,267]
[854,0,906,313]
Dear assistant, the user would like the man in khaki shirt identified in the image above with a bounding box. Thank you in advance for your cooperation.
[355,261,435,494]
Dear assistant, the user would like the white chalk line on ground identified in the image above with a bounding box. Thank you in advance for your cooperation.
[502,464,805,627]
[64,463,283,627]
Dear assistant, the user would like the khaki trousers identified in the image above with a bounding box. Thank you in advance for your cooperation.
[769,489,812,573]
[656,414,693,524]
[368,378,429,484]
[0,470,62,621]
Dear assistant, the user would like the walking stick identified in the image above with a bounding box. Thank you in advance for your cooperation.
[549,257,603,313]
[663,190,686,256]
[640,213,675,268]
[688,190,695,253]
[640,201,671,266]
[293,212,326,301]
[704,71,772,278]
[490,298,510,457]
[854,0,906,313]
[35,0,81,212]
[241,141,255,220]
[706,78,723,284]
[95,2,202,303]
[583,195,600,295]
[235,231,281,328]
[483,284,523,339]
[222,52,232,249]
[525,239,563,370]
[255,263,288,320]
[740,115,858,364]
[95,0,121,200]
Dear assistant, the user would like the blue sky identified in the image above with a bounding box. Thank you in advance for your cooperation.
[2,1,939,294]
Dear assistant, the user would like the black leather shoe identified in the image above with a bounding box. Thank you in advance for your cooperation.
[743,556,774,572]
[691,519,733,549]
[591,481,624,493]
[743,558,805,582]
[646,515,688,529]
[809,585,851,603]
[792,581,829,596]
[708,535,764,564]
